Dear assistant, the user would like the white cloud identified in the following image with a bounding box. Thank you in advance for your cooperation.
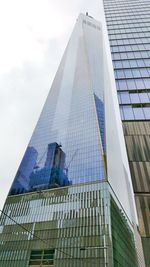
[0,2,56,71]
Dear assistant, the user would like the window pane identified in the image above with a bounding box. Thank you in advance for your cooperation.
[143,78,150,88]
[113,53,121,60]
[134,52,141,58]
[140,68,149,77]
[112,46,119,52]
[144,59,150,67]
[121,53,128,59]
[132,69,141,78]
[123,106,134,120]
[133,108,145,119]
[135,79,145,89]
[114,61,122,68]
[125,45,132,51]
[120,92,130,104]
[141,51,149,58]
[126,79,136,90]
[130,94,140,104]
[143,107,150,119]
[122,60,130,68]
[118,80,128,90]
[125,69,133,78]
[137,59,145,67]
[129,60,137,68]
[139,93,149,103]
[116,70,124,78]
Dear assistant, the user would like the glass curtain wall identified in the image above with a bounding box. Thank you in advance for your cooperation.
[103,1,150,266]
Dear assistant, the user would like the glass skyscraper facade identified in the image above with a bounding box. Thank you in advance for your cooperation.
[104,0,150,120]
[8,15,106,196]
[103,0,150,266]
[0,13,141,267]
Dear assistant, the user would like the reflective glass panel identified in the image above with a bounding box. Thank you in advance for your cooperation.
[120,92,130,104]
[139,93,149,103]
[130,93,140,104]
[118,80,128,90]
[133,108,145,120]
[9,17,106,195]
[143,107,150,119]
[123,106,134,120]
[126,79,136,90]
[135,79,145,89]
[143,78,150,88]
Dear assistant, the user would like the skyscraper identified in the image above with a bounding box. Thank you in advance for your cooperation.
[0,13,142,267]
[103,0,150,266]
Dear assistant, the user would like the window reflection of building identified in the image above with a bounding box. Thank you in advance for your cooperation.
[29,143,70,191]
[10,143,70,195]
[94,93,105,153]
[10,146,38,195]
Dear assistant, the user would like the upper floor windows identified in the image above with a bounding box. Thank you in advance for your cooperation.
[111,44,150,53]
[112,50,150,60]
[113,58,150,69]
[118,92,150,105]
[120,105,150,120]
[110,38,150,46]
[115,68,150,79]
[116,78,150,91]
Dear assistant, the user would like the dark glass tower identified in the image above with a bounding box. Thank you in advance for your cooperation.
[103,0,150,266]
[0,13,140,267]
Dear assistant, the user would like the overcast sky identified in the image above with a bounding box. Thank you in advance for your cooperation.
[0,0,101,210]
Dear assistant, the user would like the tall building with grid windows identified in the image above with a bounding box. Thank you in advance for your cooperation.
[0,12,144,267]
[103,0,150,266]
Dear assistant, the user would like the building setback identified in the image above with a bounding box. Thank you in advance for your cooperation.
[103,0,150,266]
[0,13,143,267]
